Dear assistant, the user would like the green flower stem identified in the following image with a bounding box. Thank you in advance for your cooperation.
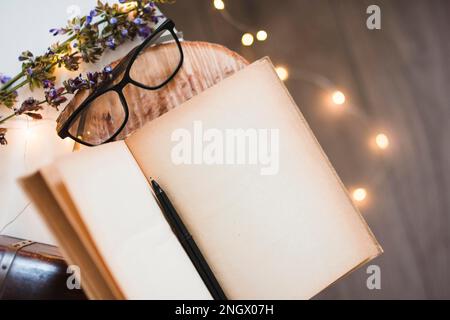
[0,34,79,97]
[3,28,113,97]
[0,4,144,129]
[0,7,136,96]
[0,113,17,125]
[0,71,25,91]
[0,90,70,125]
[7,79,29,94]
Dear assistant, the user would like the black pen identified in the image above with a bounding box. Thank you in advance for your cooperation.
[149,178,227,300]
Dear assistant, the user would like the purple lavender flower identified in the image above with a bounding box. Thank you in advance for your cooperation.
[143,3,152,13]
[105,37,116,49]
[0,73,11,84]
[119,0,127,3]
[18,51,33,62]
[72,72,103,89]
[42,79,54,89]
[63,75,88,93]
[110,17,118,25]
[133,17,143,25]
[45,86,67,109]
[121,29,128,37]
[138,26,151,38]
[49,28,68,36]
[48,88,58,99]
[85,10,97,25]
[26,68,33,76]
[86,71,98,86]
[87,72,103,86]
[103,65,113,74]
[16,97,42,114]
[49,28,61,36]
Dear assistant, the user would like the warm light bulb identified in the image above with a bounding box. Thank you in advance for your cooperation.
[332,90,346,105]
[275,66,289,81]
[213,0,225,10]
[256,30,268,41]
[352,188,367,202]
[241,33,254,46]
[375,133,389,150]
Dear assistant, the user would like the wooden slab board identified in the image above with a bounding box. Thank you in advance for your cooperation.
[56,41,249,142]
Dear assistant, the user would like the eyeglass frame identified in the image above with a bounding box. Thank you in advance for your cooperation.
[57,18,184,146]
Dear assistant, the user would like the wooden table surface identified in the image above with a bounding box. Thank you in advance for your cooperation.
[162,0,450,299]
[57,0,450,299]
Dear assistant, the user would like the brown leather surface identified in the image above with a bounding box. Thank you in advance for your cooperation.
[0,235,86,300]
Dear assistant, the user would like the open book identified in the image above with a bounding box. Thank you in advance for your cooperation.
[19,58,382,300]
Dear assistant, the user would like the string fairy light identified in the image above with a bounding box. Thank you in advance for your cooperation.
[352,188,367,202]
[213,0,225,10]
[331,90,346,105]
[241,33,254,46]
[212,0,268,49]
[375,133,389,150]
[275,66,289,81]
[256,30,268,41]
[0,202,31,235]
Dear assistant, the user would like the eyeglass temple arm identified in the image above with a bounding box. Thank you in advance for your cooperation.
[109,31,183,78]
[74,29,183,140]
[91,29,183,92]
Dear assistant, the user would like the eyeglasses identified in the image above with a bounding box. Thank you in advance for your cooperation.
[58,19,183,146]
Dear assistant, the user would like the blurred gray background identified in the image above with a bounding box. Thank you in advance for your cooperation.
[163,0,450,299]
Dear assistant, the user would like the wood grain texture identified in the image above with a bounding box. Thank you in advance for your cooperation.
[160,0,450,299]
[57,41,248,143]
[56,0,450,299]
